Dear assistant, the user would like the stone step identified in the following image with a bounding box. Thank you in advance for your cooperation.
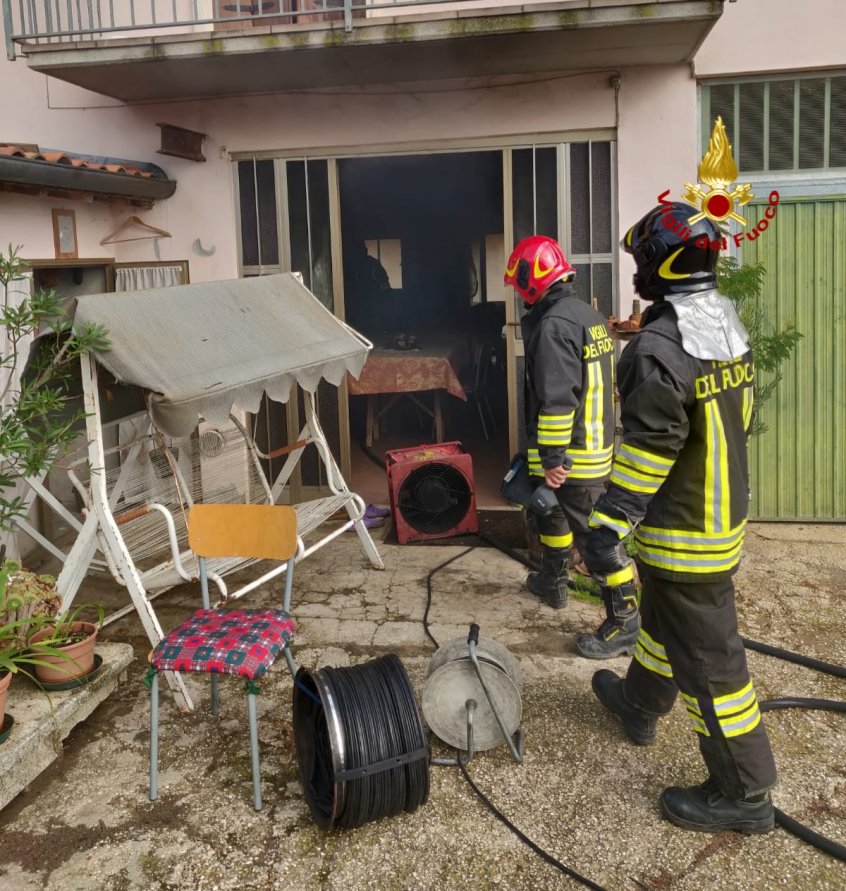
[0,641,135,812]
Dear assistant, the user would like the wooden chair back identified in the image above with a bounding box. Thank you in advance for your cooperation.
[188,504,298,561]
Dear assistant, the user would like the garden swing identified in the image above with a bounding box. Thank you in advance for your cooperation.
[16,274,383,710]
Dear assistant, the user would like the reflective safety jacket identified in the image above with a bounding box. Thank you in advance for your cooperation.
[590,300,754,580]
[521,281,616,484]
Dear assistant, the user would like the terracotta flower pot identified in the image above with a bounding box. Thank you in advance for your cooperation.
[0,670,11,718]
[29,621,98,683]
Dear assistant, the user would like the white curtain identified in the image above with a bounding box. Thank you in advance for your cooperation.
[115,265,184,291]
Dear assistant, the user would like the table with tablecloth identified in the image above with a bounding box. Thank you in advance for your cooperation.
[347,335,469,445]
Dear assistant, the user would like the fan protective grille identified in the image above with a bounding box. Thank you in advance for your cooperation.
[396,462,472,535]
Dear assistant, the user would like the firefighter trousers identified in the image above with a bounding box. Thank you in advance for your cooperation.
[531,481,604,555]
[623,571,778,800]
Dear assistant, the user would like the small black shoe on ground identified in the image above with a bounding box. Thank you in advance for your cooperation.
[660,778,775,834]
[591,669,657,745]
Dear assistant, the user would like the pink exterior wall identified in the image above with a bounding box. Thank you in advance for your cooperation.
[615,64,698,317]
[1,0,844,315]
[695,0,846,77]
[0,67,616,283]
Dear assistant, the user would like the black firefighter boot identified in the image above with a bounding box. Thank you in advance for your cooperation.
[591,669,657,745]
[575,583,639,658]
[526,547,569,609]
[660,778,775,834]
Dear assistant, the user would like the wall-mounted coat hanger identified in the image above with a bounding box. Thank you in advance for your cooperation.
[100,215,172,245]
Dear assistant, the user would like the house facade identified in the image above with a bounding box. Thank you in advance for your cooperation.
[1,0,844,521]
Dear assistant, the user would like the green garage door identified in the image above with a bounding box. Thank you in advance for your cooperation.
[740,196,846,520]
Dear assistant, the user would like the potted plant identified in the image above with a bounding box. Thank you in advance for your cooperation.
[27,603,104,684]
[0,554,89,738]
[1,244,109,741]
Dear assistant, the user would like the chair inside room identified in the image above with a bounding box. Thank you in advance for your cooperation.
[459,337,497,443]
[147,503,299,811]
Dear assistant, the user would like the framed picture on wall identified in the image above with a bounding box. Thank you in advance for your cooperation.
[51,208,78,259]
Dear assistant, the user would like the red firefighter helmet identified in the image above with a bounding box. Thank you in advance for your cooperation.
[503,235,575,305]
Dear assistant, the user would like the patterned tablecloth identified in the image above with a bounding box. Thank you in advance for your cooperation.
[347,336,469,402]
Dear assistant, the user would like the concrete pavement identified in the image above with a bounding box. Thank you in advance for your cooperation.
[0,517,844,890]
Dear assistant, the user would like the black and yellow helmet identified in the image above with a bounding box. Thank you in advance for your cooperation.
[622,202,721,299]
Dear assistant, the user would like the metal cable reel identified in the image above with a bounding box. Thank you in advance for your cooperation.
[422,624,524,764]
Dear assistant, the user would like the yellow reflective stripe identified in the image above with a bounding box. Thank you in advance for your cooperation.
[634,644,674,678]
[686,712,711,736]
[588,362,599,450]
[568,463,613,480]
[680,691,701,714]
[704,400,716,532]
[618,444,674,470]
[713,681,755,714]
[540,532,573,548]
[638,628,667,662]
[636,541,743,573]
[680,691,711,735]
[713,402,731,532]
[742,386,754,431]
[613,458,668,487]
[538,413,575,425]
[636,522,746,550]
[583,361,605,451]
[588,510,630,538]
[720,705,761,738]
[704,400,730,534]
[567,446,614,460]
[606,566,634,586]
[537,412,573,447]
[610,467,664,494]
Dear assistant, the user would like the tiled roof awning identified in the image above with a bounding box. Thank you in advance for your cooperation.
[0,144,176,207]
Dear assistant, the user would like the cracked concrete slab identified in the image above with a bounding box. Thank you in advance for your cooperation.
[0,519,844,890]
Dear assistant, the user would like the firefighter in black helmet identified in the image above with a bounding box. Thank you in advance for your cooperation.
[581,201,778,833]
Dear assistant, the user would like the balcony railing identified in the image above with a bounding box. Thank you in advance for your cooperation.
[3,0,526,59]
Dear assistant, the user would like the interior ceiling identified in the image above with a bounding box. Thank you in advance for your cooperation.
[24,16,715,103]
[339,152,504,235]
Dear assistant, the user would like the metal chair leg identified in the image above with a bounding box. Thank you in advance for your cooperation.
[482,391,496,435]
[211,674,219,716]
[284,645,297,679]
[475,397,490,442]
[247,691,262,811]
[150,671,159,801]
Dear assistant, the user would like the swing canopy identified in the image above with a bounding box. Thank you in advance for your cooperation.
[73,273,370,437]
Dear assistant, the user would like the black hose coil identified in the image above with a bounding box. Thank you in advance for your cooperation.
[293,654,430,830]
[759,696,846,862]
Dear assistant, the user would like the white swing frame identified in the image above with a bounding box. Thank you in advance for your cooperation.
[39,351,384,710]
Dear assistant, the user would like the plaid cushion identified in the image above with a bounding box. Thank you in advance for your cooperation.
[151,609,295,681]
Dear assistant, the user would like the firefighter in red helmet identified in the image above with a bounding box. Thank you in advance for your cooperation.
[583,201,777,833]
[504,236,620,621]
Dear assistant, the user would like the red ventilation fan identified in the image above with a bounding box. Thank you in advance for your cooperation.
[386,442,478,544]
